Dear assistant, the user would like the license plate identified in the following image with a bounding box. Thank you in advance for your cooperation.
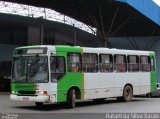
[23,97,29,102]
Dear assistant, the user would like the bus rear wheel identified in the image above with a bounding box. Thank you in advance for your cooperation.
[67,89,76,108]
[122,85,133,102]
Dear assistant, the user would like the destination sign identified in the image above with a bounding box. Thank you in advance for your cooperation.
[27,49,44,54]
[14,48,47,55]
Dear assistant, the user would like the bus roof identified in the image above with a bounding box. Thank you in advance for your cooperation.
[15,45,155,55]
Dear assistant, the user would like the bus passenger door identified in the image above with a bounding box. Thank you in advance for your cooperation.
[49,56,65,103]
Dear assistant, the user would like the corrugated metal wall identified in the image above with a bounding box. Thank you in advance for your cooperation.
[116,0,160,25]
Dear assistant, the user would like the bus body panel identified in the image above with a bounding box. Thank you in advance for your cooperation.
[139,72,150,94]
[11,46,58,103]
[150,52,157,93]
[47,46,57,102]
[114,73,140,96]
[11,83,52,102]
[55,46,83,102]
[99,73,114,98]
[84,73,100,99]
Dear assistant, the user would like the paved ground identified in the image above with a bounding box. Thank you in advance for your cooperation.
[0,94,160,119]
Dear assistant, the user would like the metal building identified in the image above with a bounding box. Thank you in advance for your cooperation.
[3,0,160,81]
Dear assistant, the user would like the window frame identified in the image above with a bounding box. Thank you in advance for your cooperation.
[99,54,113,73]
[127,55,139,72]
[114,54,127,72]
[50,56,66,82]
[140,55,151,72]
[82,53,98,73]
[67,52,82,73]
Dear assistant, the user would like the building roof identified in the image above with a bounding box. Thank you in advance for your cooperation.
[1,0,160,37]
[117,0,160,25]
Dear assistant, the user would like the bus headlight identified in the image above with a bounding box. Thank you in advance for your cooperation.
[12,91,18,94]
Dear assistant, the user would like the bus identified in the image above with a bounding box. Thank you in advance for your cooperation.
[10,45,157,108]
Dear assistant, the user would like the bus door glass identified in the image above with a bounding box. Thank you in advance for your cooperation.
[50,56,65,83]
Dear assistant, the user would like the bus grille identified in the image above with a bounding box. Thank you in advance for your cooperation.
[18,91,36,96]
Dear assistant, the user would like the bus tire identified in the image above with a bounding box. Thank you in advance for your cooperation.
[122,85,133,102]
[146,93,152,98]
[35,102,43,108]
[67,89,76,108]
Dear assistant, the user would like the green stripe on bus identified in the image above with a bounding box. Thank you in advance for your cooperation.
[55,46,83,102]
[11,83,35,95]
[150,52,157,92]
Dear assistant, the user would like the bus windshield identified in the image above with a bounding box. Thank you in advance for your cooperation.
[12,56,48,83]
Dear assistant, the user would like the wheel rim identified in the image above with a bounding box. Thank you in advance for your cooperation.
[72,90,76,107]
[126,89,130,97]
[124,87,132,101]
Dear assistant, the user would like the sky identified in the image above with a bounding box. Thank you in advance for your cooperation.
[153,0,160,6]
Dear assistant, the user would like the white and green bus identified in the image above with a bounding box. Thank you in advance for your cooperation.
[10,45,157,108]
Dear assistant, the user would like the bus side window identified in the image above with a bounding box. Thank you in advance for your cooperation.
[114,55,127,72]
[50,57,65,82]
[127,55,139,72]
[67,53,82,72]
[82,53,98,73]
[140,56,151,72]
[99,54,113,72]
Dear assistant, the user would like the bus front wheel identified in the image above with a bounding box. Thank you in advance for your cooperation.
[122,85,133,102]
[67,89,76,108]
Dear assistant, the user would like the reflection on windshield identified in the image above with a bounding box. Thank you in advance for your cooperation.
[12,56,48,83]
[28,57,48,82]
[12,57,27,82]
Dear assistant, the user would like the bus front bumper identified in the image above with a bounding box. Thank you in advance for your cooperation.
[10,94,49,102]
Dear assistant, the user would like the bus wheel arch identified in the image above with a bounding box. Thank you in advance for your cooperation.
[67,86,81,99]
[66,86,81,108]
[117,84,133,102]
[123,84,133,102]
